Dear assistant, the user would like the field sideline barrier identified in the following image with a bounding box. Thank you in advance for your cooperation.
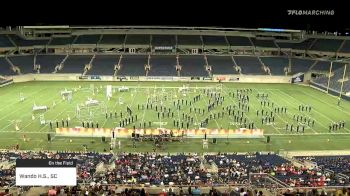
[56,127,264,138]
[310,81,350,101]
[0,78,14,87]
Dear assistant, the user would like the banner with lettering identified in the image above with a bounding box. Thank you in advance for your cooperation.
[56,128,263,138]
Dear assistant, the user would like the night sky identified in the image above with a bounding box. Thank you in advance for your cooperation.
[0,0,347,33]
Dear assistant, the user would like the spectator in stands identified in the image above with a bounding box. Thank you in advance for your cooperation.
[0,189,10,196]
[188,186,192,195]
[240,188,247,196]
[179,188,184,196]
[159,189,167,196]
[140,188,146,196]
[192,186,200,195]
[48,186,57,196]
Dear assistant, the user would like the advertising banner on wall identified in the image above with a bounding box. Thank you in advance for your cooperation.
[90,75,101,80]
[291,73,304,83]
[129,76,139,80]
[146,76,174,81]
[229,77,240,81]
[78,76,88,80]
[203,77,213,81]
[191,77,201,80]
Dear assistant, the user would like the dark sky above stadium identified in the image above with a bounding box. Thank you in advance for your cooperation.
[1,0,347,33]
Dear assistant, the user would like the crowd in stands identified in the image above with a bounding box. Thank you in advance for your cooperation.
[296,156,350,178]
[2,151,350,195]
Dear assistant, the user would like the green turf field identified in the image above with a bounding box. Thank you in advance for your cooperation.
[0,81,350,152]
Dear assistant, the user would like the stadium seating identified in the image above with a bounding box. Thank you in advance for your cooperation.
[117,55,147,76]
[310,61,331,72]
[202,35,228,46]
[125,34,151,45]
[177,35,202,46]
[7,56,34,74]
[310,39,343,52]
[296,156,350,177]
[339,40,350,53]
[49,36,76,46]
[330,66,350,92]
[260,57,288,75]
[313,64,349,92]
[7,34,49,46]
[310,61,344,72]
[151,35,176,47]
[275,41,294,49]
[226,36,252,47]
[73,35,100,45]
[87,55,119,75]
[233,56,265,75]
[99,34,126,45]
[290,58,315,73]
[178,55,208,76]
[312,75,328,88]
[291,38,315,50]
[1,151,350,192]
[36,55,66,73]
[58,55,92,73]
[0,35,15,47]
[252,38,277,48]
[0,57,15,75]
[148,55,177,76]
[206,55,236,74]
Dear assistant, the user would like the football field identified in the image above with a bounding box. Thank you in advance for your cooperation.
[0,81,350,152]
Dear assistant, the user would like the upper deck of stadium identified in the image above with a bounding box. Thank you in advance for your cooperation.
[0,26,349,90]
[0,26,348,53]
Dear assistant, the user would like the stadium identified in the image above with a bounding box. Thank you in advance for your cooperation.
[0,25,350,195]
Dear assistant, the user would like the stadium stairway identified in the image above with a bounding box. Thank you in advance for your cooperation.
[33,54,39,73]
[258,56,271,75]
[36,55,66,73]
[308,60,319,71]
[337,40,347,54]
[233,56,265,75]
[176,55,181,76]
[308,38,318,51]
[231,56,241,74]
[53,54,69,73]
[8,55,35,74]
[0,57,14,75]
[6,35,17,47]
[5,56,21,75]
[113,55,123,76]
[83,54,96,75]
[203,54,213,77]
[145,54,151,76]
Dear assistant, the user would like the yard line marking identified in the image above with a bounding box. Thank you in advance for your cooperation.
[266,89,318,134]
[251,88,283,134]
[277,89,350,133]
[225,87,257,130]
[269,89,329,132]
[300,89,350,116]
[0,87,51,120]
[0,87,57,132]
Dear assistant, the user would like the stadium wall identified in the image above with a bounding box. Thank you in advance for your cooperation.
[9,74,292,83]
[310,81,350,101]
